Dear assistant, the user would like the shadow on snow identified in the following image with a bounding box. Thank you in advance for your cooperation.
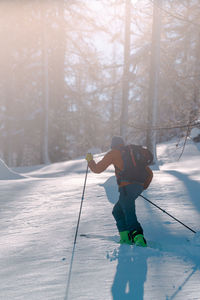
[100,175,200,300]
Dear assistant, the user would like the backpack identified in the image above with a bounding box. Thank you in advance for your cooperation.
[117,144,153,185]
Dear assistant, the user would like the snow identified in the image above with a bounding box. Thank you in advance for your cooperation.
[190,127,200,139]
[0,139,200,300]
[0,159,26,180]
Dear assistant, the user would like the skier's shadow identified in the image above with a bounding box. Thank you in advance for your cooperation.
[111,245,147,300]
[100,176,147,299]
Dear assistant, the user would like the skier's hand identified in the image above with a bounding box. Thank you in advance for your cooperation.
[85,153,93,162]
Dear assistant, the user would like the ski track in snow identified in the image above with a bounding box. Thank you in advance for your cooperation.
[0,141,200,299]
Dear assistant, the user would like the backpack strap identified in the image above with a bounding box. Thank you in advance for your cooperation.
[114,165,125,185]
[129,145,137,167]
[115,145,132,186]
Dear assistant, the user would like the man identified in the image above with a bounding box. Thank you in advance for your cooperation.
[85,136,153,247]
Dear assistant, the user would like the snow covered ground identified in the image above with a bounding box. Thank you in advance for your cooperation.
[0,139,200,300]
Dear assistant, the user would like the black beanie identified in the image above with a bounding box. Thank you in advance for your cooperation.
[111,136,125,149]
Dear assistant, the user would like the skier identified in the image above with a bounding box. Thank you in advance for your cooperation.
[85,136,153,247]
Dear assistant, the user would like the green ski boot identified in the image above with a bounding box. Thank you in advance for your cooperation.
[119,231,133,245]
[134,234,147,247]
[130,231,147,247]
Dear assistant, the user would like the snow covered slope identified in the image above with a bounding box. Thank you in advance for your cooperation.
[0,140,200,300]
[0,159,26,180]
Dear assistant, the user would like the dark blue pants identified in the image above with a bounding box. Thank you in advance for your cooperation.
[112,183,144,233]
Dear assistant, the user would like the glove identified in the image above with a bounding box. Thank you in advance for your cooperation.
[85,153,93,163]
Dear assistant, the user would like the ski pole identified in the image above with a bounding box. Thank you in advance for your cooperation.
[64,163,89,300]
[140,194,196,234]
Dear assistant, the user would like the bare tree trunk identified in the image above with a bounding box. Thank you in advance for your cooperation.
[48,0,67,162]
[110,45,117,139]
[40,2,50,164]
[193,33,200,116]
[146,0,162,163]
[4,83,13,166]
[120,0,131,141]
[2,10,13,166]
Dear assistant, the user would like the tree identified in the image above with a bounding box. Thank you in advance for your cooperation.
[120,0,131,141]
[40,1,50,164]
[146,0,162,163]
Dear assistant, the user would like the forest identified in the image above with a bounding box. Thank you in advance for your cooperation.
[0,0,200,167]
